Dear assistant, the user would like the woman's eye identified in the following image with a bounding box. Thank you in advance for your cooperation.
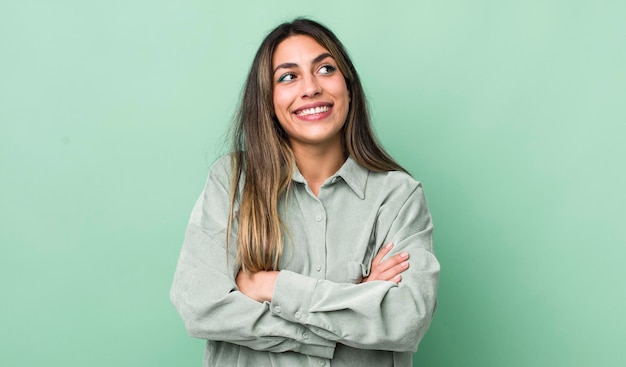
[318,64,336,75]
[277,73,296,83]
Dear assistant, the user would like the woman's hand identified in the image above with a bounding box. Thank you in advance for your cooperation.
[236,270,280,302]
[362,243,409,284]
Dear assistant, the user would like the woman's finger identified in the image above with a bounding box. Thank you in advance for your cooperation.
[380,260,410,281]
[374,251,410,274]
[373,242,394,265]
[363,244,411,283]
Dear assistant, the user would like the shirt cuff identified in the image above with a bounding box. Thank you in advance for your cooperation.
[270,270,317,324]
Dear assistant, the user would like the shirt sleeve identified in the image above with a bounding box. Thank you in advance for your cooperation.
[169,156,336,359]
[269,184,439,353]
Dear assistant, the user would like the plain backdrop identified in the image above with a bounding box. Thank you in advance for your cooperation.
[1,1,625,366]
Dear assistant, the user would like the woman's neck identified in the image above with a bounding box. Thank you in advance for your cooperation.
[291,143,346,196]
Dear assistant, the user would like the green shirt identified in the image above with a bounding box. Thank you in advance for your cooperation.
[170,155,439,367]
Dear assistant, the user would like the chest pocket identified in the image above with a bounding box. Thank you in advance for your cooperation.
[327,221,380,283]
[327,261,367,283]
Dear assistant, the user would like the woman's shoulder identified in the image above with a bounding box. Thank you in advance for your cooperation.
[202,154,237,188]
[211,153,233,169]
[370,167,423,190]
[208,153,238,175]
[362,167,427,209]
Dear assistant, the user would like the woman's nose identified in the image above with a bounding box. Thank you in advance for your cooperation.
[301,73,321,98]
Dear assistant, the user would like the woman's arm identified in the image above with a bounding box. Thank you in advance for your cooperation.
[239,185,439,352]
[237,242,410,302]
[169,157,335,358]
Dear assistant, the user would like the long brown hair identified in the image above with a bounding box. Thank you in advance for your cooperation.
[229,18,406,273]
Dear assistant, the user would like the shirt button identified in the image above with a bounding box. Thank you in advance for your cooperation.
[315,214,323,222]
[295,311,301,319]
[302,331,309,340]
[274,306,281,314]
[315,265,322,272]
[318,360,326,366]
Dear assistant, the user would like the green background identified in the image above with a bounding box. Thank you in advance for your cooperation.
[1,1,624,366]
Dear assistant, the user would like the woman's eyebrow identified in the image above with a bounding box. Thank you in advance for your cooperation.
[312,52,333,65]
[273,53,334,74]
[273,62,297,74]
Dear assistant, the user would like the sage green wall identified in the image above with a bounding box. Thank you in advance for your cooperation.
[1,1,624,366]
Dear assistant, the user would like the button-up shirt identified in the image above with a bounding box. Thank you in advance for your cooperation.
[170,155,439,367]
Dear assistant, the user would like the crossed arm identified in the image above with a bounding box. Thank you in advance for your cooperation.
[236,242,410,302]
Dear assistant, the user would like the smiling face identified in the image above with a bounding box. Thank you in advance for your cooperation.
[272,35,350,153]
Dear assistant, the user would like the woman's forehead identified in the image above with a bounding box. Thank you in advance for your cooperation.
[273,35,331,65]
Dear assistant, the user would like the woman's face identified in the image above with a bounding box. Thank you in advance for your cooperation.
[272,35,350,151]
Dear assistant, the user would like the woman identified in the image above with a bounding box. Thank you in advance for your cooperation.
[170,18,439,367]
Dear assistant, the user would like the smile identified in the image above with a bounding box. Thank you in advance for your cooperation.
[295,105,330,117]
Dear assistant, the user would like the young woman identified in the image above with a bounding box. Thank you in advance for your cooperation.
[170,18,439,367]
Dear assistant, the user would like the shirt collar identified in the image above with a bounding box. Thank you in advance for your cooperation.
[291,156,369,199]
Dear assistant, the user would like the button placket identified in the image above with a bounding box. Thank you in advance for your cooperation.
[313,202,327,276]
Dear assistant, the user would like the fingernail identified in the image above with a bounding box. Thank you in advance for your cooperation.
[402,261,409,268]
[400,252,409,258]
[386,243,394,249]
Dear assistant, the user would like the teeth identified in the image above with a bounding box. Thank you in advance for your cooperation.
[297,106,329,116]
